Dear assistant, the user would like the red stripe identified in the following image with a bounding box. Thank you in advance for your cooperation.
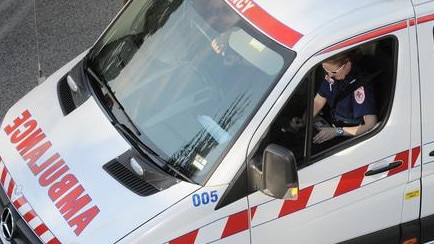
[334,165,368,197]
[409,19,416,26]
[388,150,409,177]
[34,223,49,236]
[278,185,314,217]
[47,238,61,244]
[23,210,37,222]
[226,0,302,48]
[221,209,251,238]
[0,166,7,186]
[417,13,434,24]
[7,178,15,198]
[169,206,257,244]
[250,206,257,219]
[411,146,421,168]
[322,21,407,53]
[13,195,27,209]
[169,229,199,244]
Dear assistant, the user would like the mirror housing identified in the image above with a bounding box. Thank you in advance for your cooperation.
[260,144,299,200]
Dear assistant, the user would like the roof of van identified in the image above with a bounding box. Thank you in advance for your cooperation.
[227,0,415,52]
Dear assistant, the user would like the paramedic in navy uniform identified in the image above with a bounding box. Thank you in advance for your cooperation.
[291,53,378,144]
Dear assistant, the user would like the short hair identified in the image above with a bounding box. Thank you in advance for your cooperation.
[323,52,351,66]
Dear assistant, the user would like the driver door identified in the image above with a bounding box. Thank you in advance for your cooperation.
[247,33,413,243]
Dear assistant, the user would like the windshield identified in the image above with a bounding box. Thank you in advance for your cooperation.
[87,0,295,184]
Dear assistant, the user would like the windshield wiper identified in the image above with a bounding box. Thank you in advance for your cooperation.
[165,163,195,184]
[87,67,142,136]
[115,123,162,161]
[115,123,196,184]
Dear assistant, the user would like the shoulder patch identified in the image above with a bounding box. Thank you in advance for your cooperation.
[354,86,365,104]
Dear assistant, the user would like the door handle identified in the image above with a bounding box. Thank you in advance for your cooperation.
[365,161,403,176]
[429,151,434,157]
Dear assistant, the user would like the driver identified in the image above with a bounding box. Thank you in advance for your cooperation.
[290,53,378,145]
[199,0,240,58]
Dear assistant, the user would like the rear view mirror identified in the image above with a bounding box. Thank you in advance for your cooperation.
[229,29,284,75]
[261,144,299,200]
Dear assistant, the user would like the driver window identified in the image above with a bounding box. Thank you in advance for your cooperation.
[257,37,397,167]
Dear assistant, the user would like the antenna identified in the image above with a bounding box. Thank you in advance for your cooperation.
[33,0,45,84]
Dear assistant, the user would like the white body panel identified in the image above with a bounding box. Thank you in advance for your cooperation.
[1,0,434,243]
[415,0,434,220]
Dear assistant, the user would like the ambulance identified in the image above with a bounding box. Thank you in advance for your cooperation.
[1,0,434,243]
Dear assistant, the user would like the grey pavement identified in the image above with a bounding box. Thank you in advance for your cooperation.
[0,0,122,119]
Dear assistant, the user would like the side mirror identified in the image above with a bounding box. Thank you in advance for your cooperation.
[260,144,299,200]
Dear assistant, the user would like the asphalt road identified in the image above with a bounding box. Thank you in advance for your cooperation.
[0,0,122,119]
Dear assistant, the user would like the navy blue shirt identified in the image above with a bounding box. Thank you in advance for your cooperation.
[318,66,376,125]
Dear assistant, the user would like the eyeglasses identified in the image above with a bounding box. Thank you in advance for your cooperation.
[323,62,346,74]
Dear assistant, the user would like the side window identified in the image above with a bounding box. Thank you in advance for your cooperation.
[257,37,397,167]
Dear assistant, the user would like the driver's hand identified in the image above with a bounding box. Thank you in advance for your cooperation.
[211,31,230,56]
[289,117,305,131]
[211,38,226,55]
[313,127,336,144]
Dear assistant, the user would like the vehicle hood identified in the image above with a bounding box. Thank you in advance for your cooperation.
[0,66,199,243]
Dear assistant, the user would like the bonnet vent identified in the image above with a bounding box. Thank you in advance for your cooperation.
[57,76,76,115]
[57,60,91,116]
[104,160,160,197]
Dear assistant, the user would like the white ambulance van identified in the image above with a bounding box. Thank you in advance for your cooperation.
[1,0,434,243]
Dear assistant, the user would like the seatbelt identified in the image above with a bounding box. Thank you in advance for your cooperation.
[332,69,382,106]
